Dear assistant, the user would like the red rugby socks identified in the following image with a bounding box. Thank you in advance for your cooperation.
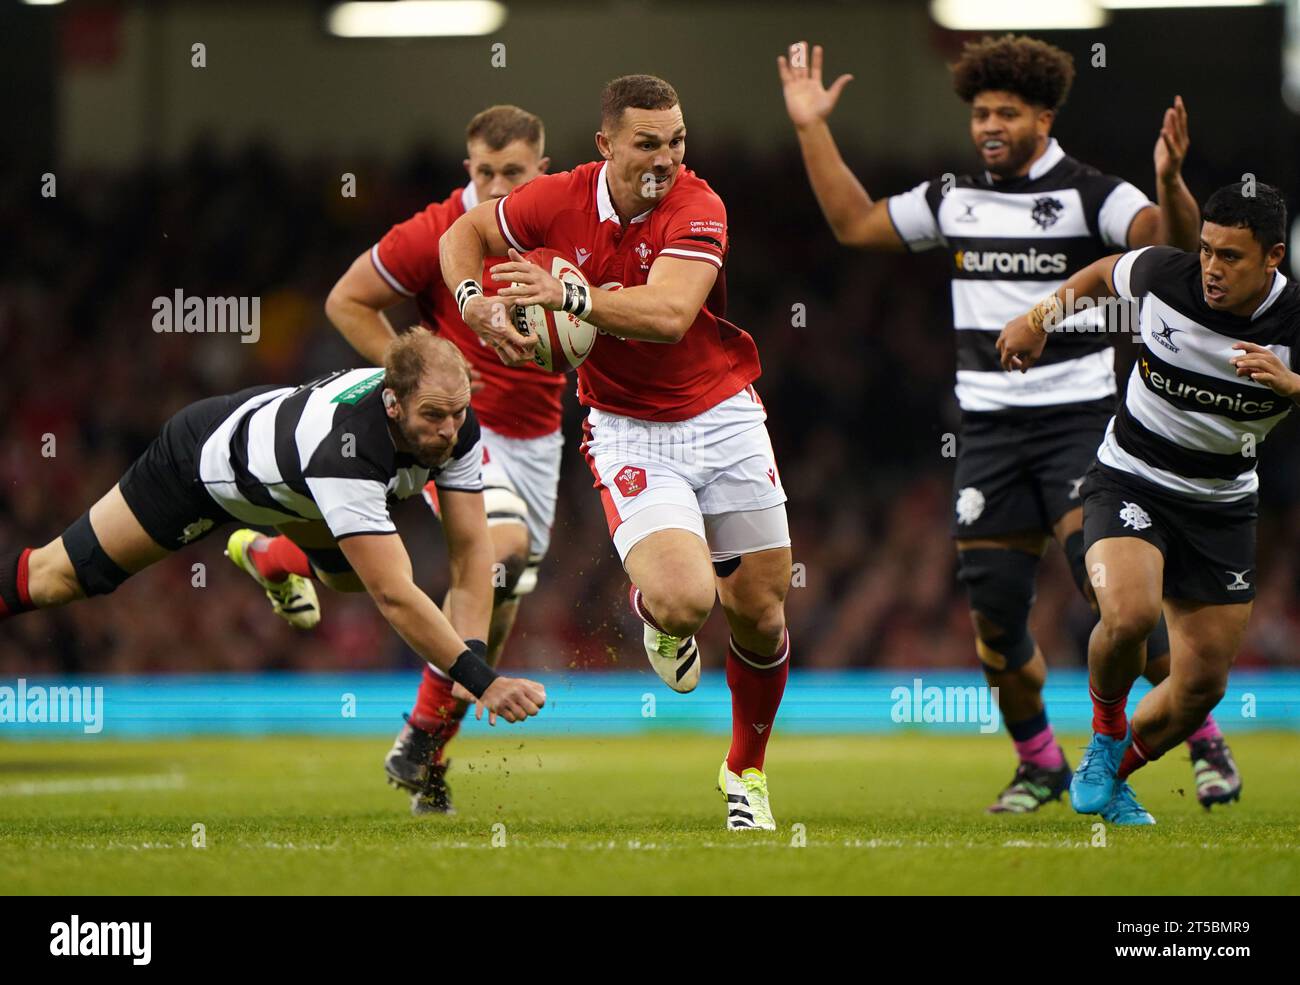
[250,535,312,583]
[725,631,790,774]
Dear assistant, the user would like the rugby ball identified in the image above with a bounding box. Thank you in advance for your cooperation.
[511,248,597,372]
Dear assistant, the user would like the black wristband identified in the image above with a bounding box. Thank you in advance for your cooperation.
[448,648,498,698]
[455,279,483,319]
[561,281,591,318]
[465,638,487,660]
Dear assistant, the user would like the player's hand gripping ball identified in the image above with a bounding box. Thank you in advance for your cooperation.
[507,248,598,372]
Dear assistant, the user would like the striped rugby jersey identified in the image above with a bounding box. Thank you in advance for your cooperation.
[197,368,483,538]
[888,139,1152,413]
[1098,245,1299,501]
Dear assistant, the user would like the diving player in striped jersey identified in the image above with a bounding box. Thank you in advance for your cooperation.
[323,105,565,813]
[999,182,1295,823]
[0,332,547,727]
[780,35,1240,812]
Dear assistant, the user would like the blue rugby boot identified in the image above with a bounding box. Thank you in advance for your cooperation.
[1070,729,1130,814]
[1100,781,1156,826]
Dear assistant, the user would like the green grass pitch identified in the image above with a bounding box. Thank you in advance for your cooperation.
[1,733,1297,895]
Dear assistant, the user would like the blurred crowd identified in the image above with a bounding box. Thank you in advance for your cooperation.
[2,141,1298,675]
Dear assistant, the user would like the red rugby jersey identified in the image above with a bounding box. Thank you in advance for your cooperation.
[493,161,761,422]
[371,182,566,439]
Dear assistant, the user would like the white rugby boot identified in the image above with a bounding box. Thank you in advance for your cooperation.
[225,529,320,630]
[629,586,701,693]
[718,761,776,831]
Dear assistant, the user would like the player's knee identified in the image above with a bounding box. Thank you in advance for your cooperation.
[645,589,713,639]
[60,513,130,598]
[26,542,84,605]
[492,550,528,604]
[1171,665,1227,715]
[750,603,787,648]
[957,548,1038,672]
[722,587,787,648]
[1097,600,1160,648]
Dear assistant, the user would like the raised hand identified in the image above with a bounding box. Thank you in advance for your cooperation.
[778,41,854,128]
[1154,95,1189,184]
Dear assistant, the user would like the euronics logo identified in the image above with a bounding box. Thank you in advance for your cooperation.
[955,248,1068,276]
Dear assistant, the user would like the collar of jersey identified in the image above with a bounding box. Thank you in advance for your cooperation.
[461,179,480,211]
[1250,269,1288,321]
[596,162,654,225]
[982,137,1065,187]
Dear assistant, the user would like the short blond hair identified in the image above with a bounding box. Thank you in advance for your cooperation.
[465,104,545,155]
[384,330,470,402]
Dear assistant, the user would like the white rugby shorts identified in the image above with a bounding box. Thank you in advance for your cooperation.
[424,424,563,560]
[580,385,790,562]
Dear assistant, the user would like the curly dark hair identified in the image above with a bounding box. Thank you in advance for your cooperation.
[951,35,1075,111]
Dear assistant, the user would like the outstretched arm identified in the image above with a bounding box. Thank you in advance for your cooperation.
[997,255,1123,372]
[778,42,904,251]
[437,489,494,644]
[339,532,543,723]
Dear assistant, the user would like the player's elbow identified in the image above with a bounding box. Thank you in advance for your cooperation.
[324,283,357,325]
[438,218,477,262]
[656,309,694,343]
[324,284,344,320]
[831,221,865,247]
[832,217,881,250]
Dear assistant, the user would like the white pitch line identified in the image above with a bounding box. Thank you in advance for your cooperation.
[0,774,185,797]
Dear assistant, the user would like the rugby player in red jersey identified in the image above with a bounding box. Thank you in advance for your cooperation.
[441,76,791,831]
[229,107,561,814]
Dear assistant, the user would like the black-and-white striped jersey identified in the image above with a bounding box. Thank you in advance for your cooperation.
[1099,246,1300,500]
[197,368,483,538]
[887,138,1153,413]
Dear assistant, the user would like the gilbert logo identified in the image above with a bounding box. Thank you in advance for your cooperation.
[1152,318,1182,353]
[50,915,151,965]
